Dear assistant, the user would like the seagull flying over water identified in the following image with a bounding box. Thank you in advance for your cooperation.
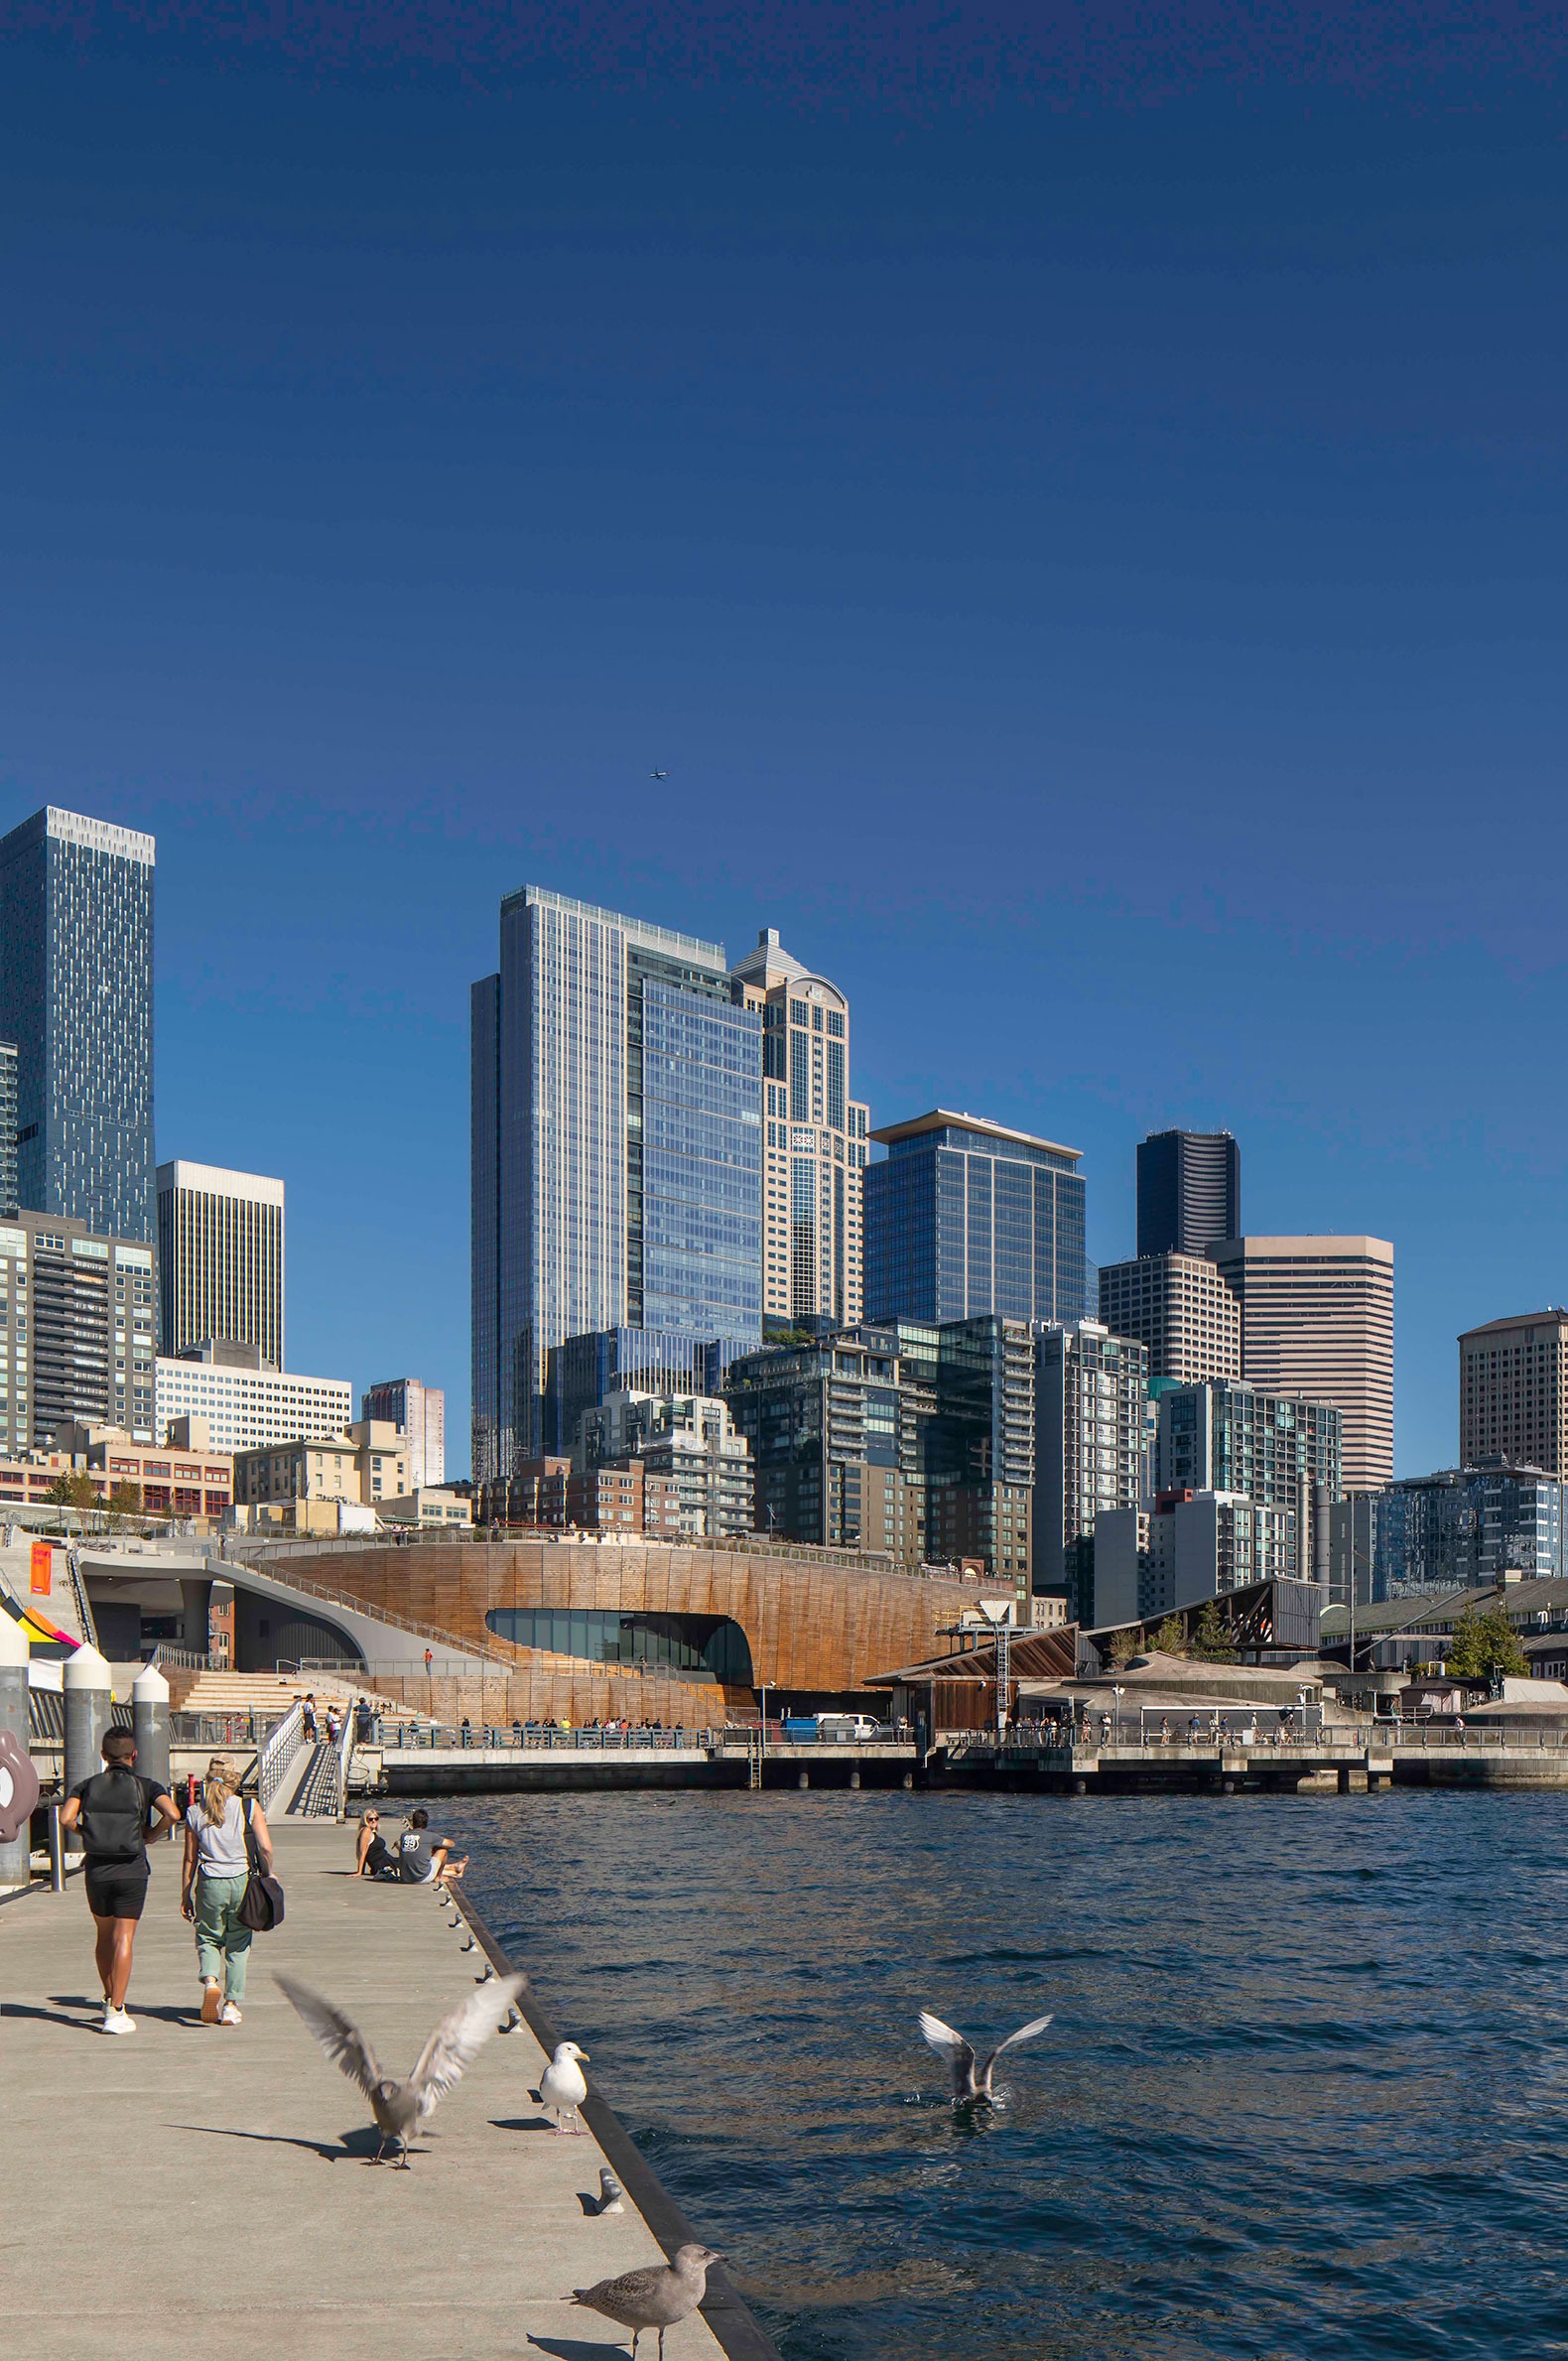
[918,2007,1054,2103]
[276,1969,526,2164]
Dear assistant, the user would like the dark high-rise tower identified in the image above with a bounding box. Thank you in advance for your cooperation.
[1135,1128,1239,1259]
[0,807,156,1243]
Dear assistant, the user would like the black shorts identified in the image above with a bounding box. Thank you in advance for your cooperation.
[83,1861,150,1920]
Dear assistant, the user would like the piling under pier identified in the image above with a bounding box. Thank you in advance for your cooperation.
[1,1823,777,2360]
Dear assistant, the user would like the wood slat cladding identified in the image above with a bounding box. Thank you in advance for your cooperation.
[267,1538,988,1696]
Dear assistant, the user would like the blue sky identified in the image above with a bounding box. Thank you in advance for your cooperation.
[3,6,1565,1479]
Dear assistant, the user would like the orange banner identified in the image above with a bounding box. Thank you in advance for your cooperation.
[30,1540,52,1596]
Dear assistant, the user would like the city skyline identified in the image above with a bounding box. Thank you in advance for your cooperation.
[0,798,1549,1487]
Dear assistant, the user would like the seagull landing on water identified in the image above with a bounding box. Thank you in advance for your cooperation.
[540,2037,589,2133]
[918,2008,1055,2104]
[276,1970,526,2164]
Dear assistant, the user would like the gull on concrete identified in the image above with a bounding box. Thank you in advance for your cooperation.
[540,2038,589,2134]
[567,2241,721,2358]
[917,2008,1054,2104]
[276,1969,527,2165]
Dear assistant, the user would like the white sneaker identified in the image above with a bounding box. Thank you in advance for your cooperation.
[102,2007,136,2035]
[219,2002,242,2027]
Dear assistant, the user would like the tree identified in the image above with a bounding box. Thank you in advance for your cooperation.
[1444,1606,1527,1683]
[46,1469,96,1513]
[1107,1628,1141,1667]
[1151,1614,1189,1657]
[107,1480,143,1529]
[1190,1601,1239,1663]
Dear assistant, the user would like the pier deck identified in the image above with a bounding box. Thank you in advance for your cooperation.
[2,1825,767,2360]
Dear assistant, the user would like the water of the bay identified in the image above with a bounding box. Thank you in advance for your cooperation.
[430,1785,1568,2359]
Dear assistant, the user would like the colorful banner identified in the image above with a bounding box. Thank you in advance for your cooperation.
[30,1540,52,1596]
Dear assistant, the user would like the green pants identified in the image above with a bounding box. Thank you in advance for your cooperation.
[195,1874,252,2001]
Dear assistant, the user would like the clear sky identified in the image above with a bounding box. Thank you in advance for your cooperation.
[3,5,1565,1480]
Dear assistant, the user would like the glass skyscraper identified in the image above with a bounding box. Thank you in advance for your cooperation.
[863,1110,1088,1327]
[472,886,762,1477]
[0,807,156,1243]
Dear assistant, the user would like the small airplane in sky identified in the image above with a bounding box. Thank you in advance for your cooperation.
[651,768,668,779]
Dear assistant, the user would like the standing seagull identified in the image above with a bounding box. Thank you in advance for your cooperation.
[276,1970,526,2164]
[917,2007,1054,2104]
[567,2241,722,2358]
[540,2036,589,2134]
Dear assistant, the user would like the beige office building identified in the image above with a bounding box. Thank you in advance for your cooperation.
[729,928,868,1332]
[157,1160,285,1367]
[1209,1235,1394,1492]
[1459,1310,1568,1475]
[1098,1251,1241,1384]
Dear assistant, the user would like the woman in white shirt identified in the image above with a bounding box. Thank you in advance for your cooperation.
[181,1758,272,2027]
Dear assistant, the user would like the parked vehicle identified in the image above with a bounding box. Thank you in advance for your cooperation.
[817,1713,882,1743]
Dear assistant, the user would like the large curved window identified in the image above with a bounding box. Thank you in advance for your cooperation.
[485,1609,753,1686]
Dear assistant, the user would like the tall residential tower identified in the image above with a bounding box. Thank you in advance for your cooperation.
[0,807,156,1243]
[728,928,867,1335]
[472,887,763,1476]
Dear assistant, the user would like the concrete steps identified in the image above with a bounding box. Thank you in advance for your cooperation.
[176,1670,426,1727]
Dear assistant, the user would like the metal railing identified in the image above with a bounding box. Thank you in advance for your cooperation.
[377,1720,713,1753]
[257,1698,305,1809]
[149,1643,214,1671]
[65,1549,99,1651]
[220,1543,516,1670]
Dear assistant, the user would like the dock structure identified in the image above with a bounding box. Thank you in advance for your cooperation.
[936,1734,1396,1793]
[2,1823,777,2361]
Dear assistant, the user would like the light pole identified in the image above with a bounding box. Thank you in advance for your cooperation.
[1111,1683,1124,1748]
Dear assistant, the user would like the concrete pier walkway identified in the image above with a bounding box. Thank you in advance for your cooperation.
[2,1825,769,2360]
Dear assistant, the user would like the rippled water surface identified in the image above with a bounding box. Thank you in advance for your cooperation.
[430,1786,1568,2359]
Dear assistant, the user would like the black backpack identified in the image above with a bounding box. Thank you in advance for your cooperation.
[77,1767,148,1863]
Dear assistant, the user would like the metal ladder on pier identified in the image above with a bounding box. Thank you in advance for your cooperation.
[747,1729,763,1789]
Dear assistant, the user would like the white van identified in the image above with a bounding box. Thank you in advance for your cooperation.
[816,1713,881,1743]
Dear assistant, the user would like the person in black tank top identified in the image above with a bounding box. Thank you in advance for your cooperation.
[59,1727,179,2035]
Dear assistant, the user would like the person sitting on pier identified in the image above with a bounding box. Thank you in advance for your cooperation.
[397,1806,467,1885]
[353,1809,399,1880]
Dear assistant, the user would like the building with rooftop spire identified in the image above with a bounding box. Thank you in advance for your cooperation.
[728,927,868,1335]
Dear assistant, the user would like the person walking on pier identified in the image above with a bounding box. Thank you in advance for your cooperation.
[59,1727,179,2034]
[182,1757,273,2026]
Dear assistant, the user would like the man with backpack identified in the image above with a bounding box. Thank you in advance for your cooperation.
[59,1727,180,2034]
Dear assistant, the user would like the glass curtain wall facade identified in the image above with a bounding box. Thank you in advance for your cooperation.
[0,807,156,1244]
[1333,1463,1568,1604]
[472,887,761,1479]
[639,980,762,1335]
[864,1112,1088,1327]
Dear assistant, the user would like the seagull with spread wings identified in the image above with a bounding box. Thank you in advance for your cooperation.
[276,1968,526,2164]
[917,2007,1055,2104]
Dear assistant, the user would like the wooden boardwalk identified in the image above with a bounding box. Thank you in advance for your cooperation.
[1,1824,770,2360]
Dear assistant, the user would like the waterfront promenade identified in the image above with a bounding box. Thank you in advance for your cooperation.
[3,1824,768,2360]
